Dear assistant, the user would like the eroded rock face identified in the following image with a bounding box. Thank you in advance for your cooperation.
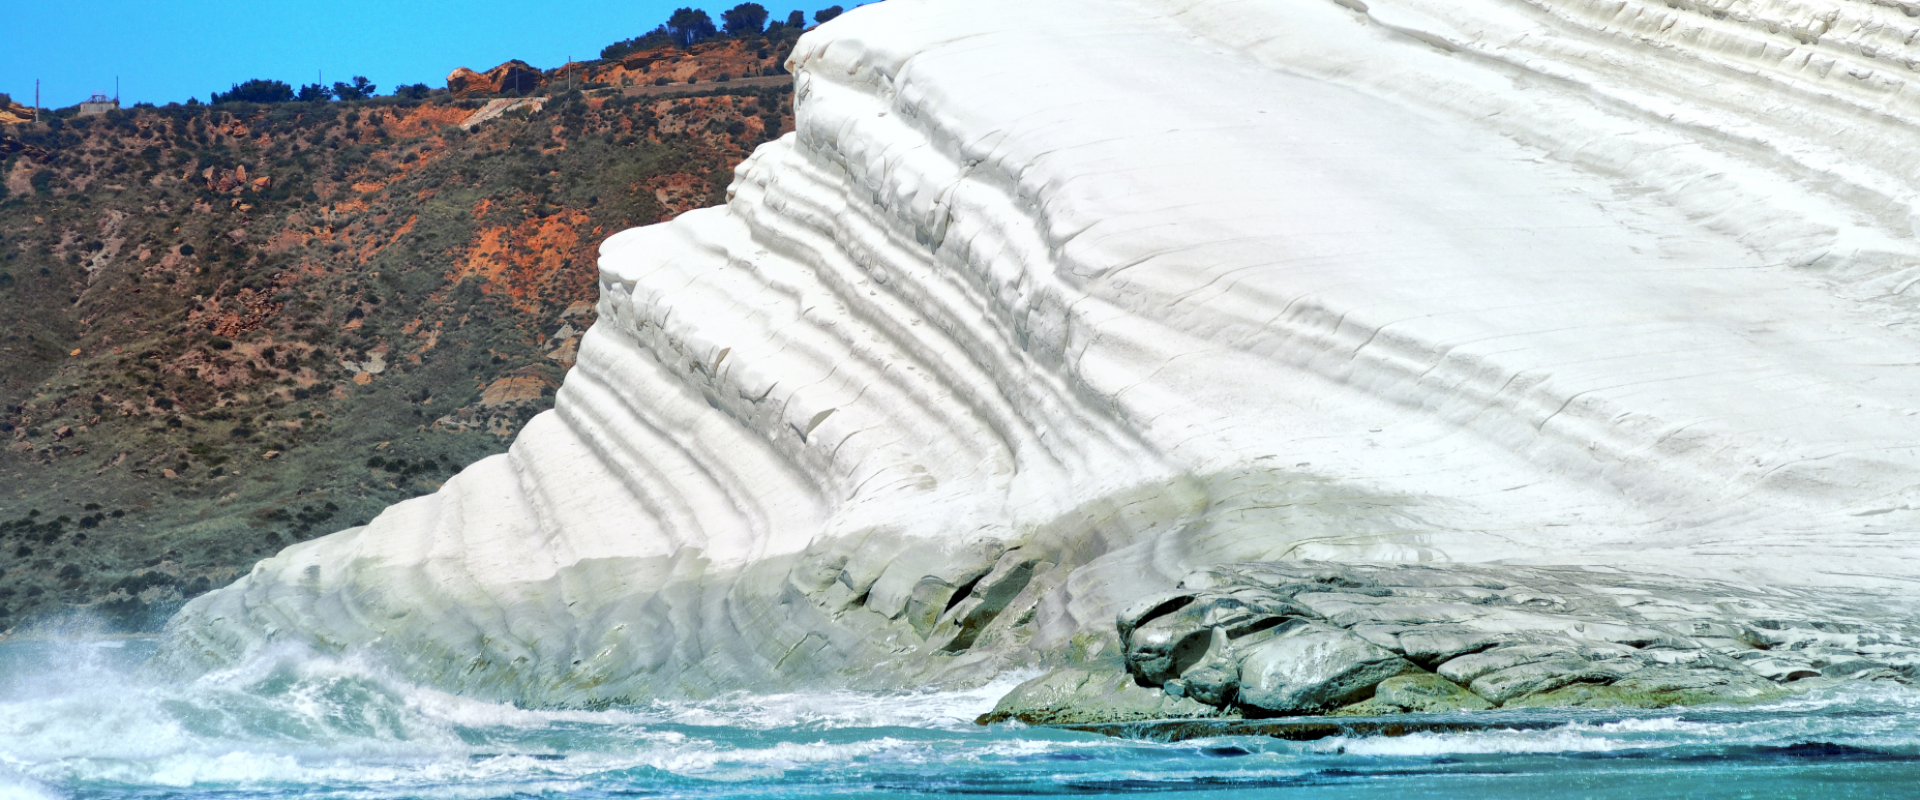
[985,562,1920,723]
[447,60,545,97]
[1234,623,1421,714]
[162,0,1920,707]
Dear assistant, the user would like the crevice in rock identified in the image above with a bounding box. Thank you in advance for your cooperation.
[944,571,987,615]
[1122,594,1195,636]
[1227,616,1290,639]
[942,559,1037,653]
[1165,629,1214,679]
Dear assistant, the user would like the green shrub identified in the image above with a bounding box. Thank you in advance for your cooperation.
[722,3,769,37]
[603,26,674,60]
[213,79,294,104]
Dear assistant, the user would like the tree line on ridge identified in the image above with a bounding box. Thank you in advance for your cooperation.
[206,4,854,109]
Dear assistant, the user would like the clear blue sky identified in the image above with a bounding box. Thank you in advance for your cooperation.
[2,1,841,108]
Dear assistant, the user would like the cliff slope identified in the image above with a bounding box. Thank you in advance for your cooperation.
[162,0,1920,712]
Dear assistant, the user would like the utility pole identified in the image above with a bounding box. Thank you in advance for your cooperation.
[34,79,39,123]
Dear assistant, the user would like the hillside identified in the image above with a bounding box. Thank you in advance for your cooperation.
[0,98,29,127]
[0,61,795,632]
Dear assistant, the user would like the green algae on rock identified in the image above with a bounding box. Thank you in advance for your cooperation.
[981,562,1915,726]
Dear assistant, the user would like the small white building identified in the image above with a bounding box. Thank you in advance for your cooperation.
[77,93,118,116]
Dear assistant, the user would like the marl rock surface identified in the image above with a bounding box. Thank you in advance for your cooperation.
[985,562,1920,723]
[160,0,1920,709]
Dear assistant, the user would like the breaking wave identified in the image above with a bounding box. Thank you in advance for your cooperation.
[5,638,1920,798]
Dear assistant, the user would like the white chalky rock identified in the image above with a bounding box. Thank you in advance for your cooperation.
[162,0,1920,705]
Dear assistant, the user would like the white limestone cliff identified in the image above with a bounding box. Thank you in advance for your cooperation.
[161,0,1920,705]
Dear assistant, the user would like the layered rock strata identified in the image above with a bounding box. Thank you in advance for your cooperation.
[162,0,1920,711]
[985,562,1920,723]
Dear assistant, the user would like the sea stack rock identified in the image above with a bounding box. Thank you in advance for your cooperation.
[162,0,1920,714]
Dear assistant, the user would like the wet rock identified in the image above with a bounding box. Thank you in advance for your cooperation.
[1438,644,1591,685]
[1730,650,1823,682]
[1123,616,1212,685]
[1332,672,1492,715]
[1396,626,1506,665]
[1795,647,1890,679]
[1171,627,1239,706]
[1295,593,1486,628]
[977,662,1235,725]
[1119,589,1305,685]
[1374,672,1493,711]
[1235,622,1420,715]
[1347,624,1406,652]
[1117,591,1196,642]
[1504,662,1786,708]
[1083,561,1920,721]
[1467,654,1638,705]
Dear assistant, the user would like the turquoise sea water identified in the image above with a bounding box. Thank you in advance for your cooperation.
[3,638,1920,799]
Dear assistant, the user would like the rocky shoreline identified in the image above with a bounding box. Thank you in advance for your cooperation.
[981,563,1920,726]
